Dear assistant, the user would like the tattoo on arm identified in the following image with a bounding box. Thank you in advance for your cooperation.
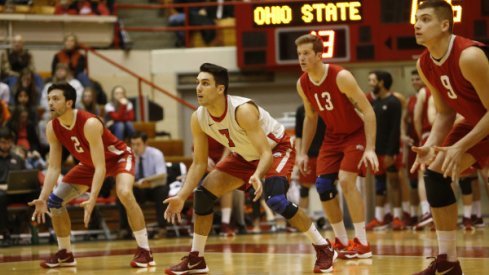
[347,96,363,112]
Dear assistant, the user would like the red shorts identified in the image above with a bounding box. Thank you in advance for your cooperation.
[299,157,317,187]
[216,135,295,189]
[443,121,489,168]
[63,152,135,187]
[317,129,365,175]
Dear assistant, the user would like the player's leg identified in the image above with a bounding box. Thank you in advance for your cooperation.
[471,171,485,227]
[458,176,474,230]
[386,164,405,230]
[219,191,235,237]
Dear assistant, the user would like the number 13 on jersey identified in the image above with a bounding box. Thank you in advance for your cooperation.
[314,92,334,111]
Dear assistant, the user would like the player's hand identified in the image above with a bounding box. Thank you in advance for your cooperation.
[163,196,184,224]
[410,146,436,173]
[28,199,51,224]
[248,174,263,202]
[401,135,414,146]
[80,198,96,228]
[358,149,379,173]
[297,153,310,175]
[434,145,465,182]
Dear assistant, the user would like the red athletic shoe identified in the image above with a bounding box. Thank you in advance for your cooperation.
[366,218,388,231]
[130,247,156,268]
[220,223,236,237]
[313,240,337,273]
[461,217,474,231]
[40,249,76,268]
[471,215,485,228]
[384,213,393,224]
[392,217,406,230]
[413,254,463,275]
[338,238,372,259]
[165,251,209,275]
[333,238,348,252]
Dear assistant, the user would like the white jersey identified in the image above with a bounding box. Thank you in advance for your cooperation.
[197,95,285,161]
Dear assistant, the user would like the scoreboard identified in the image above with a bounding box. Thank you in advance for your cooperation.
[235,0,489,69]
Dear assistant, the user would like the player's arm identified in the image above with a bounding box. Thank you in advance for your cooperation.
[176,111,209,200]
[296,80,318,156]
[413,87,427,140]
[38,121,63,201]
[417,60,456,147]
[451,47,489,151]
[84,118,107,202]
[337,70,376,152]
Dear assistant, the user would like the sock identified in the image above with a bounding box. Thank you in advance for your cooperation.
[437,230,457,262]
[353,222,368,246]
[421,200,430,215]
[463,205,472,218]
[402,202,410,213]
[394,207,402,219]
[375,206,384,221]
[57,236,71,252]
[410,206,418,217]
[191,233,208,255]
[472,200,481,217]
[384,203,392,215]
[221,208,232,224]
[133,228,150,250]
[331,221,348,245]
[304,224,327,245]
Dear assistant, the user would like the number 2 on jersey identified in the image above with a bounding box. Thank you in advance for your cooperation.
[314,92,334,111]
[218,129,236,147]
[71,136,85,153]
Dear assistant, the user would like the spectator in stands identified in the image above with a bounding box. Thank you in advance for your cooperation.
[13,89,38,123]
[0,127,39,246]
[7,106,41,153]
[80,87,103,117]
[1,35,44,94]
[54,0,79,15]
[0,81,10,104]
[105,85,135,141]
[118,131,169,239]
[51,33,91,87]
[13,68,42,106]
[0,99,11,127]
[78,0,110,15]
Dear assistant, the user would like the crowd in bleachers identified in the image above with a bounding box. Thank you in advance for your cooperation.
[0,0,115,15]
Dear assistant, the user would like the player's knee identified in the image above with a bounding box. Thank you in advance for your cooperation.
[409,178,418,189]
[48,193,64,209]
[386,164,398,173]
[264,176,298,219]
[299,186,310,198]
[424,169,456,207]
[193,186,218,216]
[315,174,338,201]
[458,177,474,195]
[375,174,387,196]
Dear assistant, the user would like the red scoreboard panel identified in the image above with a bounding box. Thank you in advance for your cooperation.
[235,0,489,69]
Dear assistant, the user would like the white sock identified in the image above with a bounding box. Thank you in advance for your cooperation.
[394,207,402,219]
[304,224,327,245]
[421,201,430,215]
[463,205,472,218]
[57,236,71,252]
[331,221,348,245]
[437,230,457,262]
[402,202,410,213]
[384,203,392,215]
[221,208,232,224]
[133,228,150,250]
[353,222,368,246]
[472,200,481,217]
[191,233,208,255]
[410,206,418,217]
[375,206,384,221]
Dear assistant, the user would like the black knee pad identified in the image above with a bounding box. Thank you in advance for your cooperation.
[375,174,387,196]
[264,176,298,219]
[193,186,218,216]
[299,186,310,198]
[316,173,338,201]
[458,177,474,195]
[409,178,418,189]
[424,169,456,208]
[386,164,398,173]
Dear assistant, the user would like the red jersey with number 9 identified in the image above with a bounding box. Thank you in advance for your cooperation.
[52,110,130,167]
[300,63,363,136]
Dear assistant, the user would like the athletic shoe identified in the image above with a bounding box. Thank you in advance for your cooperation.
[384,213,393,224]
[413,254,462,275]
[313,240,337,273]
[366,218,388,231]
[219,223,236,237]
[392,217,406,230]
[338,238,372,259]
[414,213,433,230]
[402,212,412,225]
[130,247,156,268]
[333,237,348,252]
[165,251,209,275]
[471,215,485,228]
[408,216,418,228]
[461,217,474,231]
[40,249,76,268]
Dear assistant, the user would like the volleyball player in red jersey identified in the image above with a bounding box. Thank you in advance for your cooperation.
[411,1,489,274]
[295,34,378,259]
[29,83,154,268]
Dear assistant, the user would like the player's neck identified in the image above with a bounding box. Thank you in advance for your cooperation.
[308,63,326,83]
[58,109,76,127]
[427,34,452,61]
[207,96,227,118]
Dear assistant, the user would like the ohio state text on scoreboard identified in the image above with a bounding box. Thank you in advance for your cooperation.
[234,0,489,69]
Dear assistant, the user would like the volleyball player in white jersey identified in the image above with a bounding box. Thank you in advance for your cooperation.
[164,63,336,274]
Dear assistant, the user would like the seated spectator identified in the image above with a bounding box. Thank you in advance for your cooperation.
[104,85,135,141]
[1,35,43,96]
[7,106,41,153]
[13,68,42,106]
[80,86,103,117]
[51,33,91,87]
[118,132,169,239]
[12,88,38,123]
[54,0,79,15]
[0,81,10,104]
[78,0,110,15]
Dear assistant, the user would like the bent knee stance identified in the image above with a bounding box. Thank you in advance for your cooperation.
[424,169,456,208]
[316,174,338,201]
[48,193,67,215]
[458,177,474,195]
[264,176,298,219]
[193,186,218,216]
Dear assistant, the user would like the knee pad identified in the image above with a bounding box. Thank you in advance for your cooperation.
[299,186,310,198]
[409,178,418,189]
[424,169,456,208]
[386,164,398,173]
[458,177,474,195]
[375,174,387,196]
[264,176,298,219]
[48,193,64,209]
[193,186,218,216]
[315,174,338,201]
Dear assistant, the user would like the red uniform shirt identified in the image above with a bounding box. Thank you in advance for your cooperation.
[300,64,363,136]
[419,35,488,126]
[52,110,129,167]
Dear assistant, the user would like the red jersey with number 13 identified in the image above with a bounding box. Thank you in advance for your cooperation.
[52,110,129,167]
[300,64,363,136]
